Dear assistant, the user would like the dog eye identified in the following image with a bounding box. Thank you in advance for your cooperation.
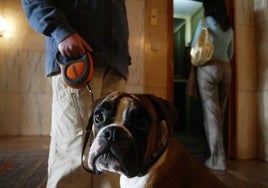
[130,110,151,130]
[136,116,150,129]
[94,111,105,124]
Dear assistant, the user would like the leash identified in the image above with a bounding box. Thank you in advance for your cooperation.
[81,83,97,173]
[86,83,94,104]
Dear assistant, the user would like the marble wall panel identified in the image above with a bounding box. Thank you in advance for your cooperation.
[0,50,49,93]
[0,48,51,135]
[0,93,21,135]
[255,7,268,24]
[254,3,268,161]
[1,0,22,9]
[235,0,255,25]
[257,91,268,161]
[235,24,257,91]
[256,23,268,91]
[0,51,5,91]
[234,0,258,159]
[236,91,257,159]
[0,92,51,135]
[1,7,45,51]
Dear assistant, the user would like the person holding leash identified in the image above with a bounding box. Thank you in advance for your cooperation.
[21,0,131,187]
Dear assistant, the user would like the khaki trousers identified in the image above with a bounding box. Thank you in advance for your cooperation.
[47,68,126,188]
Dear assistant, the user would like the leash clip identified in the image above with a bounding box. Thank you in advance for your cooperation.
[86,83,94,104]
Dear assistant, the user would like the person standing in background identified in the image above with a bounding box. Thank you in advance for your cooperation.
[191,0,234,171]
[21,0,131,187]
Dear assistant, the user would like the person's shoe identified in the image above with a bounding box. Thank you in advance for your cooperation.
[205,157,226,171]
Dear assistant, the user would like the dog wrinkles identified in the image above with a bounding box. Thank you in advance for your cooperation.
[95,152,122,173]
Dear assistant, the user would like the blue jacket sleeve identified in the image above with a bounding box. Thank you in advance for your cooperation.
[21,0,76,44]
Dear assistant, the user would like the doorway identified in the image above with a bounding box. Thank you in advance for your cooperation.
[172,0,208,161]
[168,0,236,160]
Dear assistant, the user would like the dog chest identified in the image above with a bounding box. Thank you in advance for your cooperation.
[120,174,150,188]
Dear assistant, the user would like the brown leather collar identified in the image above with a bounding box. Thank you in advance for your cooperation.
[139,132,170,176]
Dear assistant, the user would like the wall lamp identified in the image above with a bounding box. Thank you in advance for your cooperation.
[0,16,8,37]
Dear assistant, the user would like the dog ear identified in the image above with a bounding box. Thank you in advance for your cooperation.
[146,94,178,136]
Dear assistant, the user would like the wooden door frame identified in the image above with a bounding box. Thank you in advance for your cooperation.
[167,0,174,103]
[225,0,236,159]
[167,0,236,158]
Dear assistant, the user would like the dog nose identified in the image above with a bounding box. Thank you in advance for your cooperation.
[103,127,125,142]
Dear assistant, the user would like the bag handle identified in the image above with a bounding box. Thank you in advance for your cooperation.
[202,17,208,27]
[201,17,212,44]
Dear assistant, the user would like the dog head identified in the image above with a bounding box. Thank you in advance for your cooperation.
[84,91,177,178]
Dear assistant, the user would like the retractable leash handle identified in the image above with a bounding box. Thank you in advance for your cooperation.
[56,51,94,89]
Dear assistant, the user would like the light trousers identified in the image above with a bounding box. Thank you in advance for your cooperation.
[197,60,231,170]
[47,68,126,188]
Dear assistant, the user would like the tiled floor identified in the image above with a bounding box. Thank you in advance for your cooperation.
[0,136,268,188]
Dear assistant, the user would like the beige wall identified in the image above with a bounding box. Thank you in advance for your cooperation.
[254,0,268,162]
[0,0,50,135]
[0,0,169,135]
[234,0,257,159]
[234,0,268,161]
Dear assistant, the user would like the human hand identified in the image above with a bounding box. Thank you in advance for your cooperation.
[58,33,92,58]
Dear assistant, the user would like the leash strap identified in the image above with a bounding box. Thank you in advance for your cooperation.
[81,83,95,173]
[86,83,94,103]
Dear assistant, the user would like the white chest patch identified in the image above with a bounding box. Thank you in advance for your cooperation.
[120,174,150,188]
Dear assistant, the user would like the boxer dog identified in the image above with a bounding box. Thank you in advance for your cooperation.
[83,91,226,188]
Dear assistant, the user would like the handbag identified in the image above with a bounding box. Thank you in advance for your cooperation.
[190,17,214,66]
